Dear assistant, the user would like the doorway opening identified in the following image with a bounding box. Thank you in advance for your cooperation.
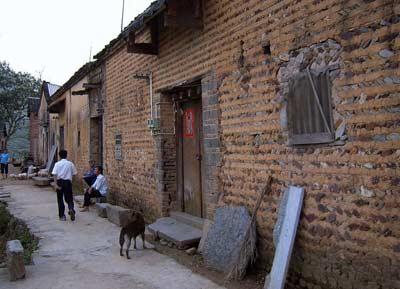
[90,117,103,166]
[174,83,203,217]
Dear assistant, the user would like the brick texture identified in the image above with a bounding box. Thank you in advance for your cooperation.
[102,1,399,288]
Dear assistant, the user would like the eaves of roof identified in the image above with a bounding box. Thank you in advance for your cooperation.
[94,0,166,61]
[47,61,100,107]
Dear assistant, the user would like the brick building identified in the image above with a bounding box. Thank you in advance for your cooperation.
[37,81,60,165]
[45,62,105,188]
[55,1,399,288]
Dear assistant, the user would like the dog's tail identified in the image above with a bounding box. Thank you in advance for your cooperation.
[119,228,125,247]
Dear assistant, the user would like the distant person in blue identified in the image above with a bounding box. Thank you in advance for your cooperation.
[0,149,10,179]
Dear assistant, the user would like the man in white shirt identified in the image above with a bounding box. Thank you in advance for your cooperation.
[52,149,77,221]
[80,165,108,212]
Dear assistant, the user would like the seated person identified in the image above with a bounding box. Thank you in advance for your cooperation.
[83,160,96,187]
[80,165,108,211]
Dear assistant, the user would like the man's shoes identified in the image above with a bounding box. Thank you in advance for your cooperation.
[80,207,89,212]
[69,210,76,221]
[59,215,66,221]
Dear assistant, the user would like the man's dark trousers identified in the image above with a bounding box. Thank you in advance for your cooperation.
[83,189,103,207]
[57,179,75,218]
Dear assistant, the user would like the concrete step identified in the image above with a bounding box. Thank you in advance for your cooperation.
[106,205,132,227]
[148,217,202,249]
[32,177,52,187]
[170,211,205,230]
[74,195,107,205]
[74,195,84,205]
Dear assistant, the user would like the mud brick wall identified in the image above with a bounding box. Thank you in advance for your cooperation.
[104,43,161,219]
[102,1,399,288]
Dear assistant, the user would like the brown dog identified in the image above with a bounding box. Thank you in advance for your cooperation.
[119,211,146,259]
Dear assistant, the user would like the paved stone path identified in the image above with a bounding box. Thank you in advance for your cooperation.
[0,185,225,289]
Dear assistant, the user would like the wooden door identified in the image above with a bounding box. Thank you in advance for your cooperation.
[59,126,64,150]
[178,99,203,217]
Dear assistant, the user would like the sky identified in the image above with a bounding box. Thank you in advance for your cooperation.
[0,0,153,85]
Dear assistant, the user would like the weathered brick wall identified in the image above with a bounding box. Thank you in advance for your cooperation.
[103,1,399,288]
[104,49,161,219]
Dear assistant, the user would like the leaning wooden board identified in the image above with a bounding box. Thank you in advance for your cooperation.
[264,186,304,289]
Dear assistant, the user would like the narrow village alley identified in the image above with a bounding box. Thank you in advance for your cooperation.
[0,184,225,289]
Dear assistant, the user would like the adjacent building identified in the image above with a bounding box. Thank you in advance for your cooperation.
[37,81,60,165]
[46,62,105,187]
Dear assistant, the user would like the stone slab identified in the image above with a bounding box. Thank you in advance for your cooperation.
[202,206,252,273]
[95,203,108,218]
[148,217,202,248]
[45,145,57,171]
[197,219,214,254]
[264,186,304,289]
[106,205,132,227]
[32,177,51,187]
[144,227,156,242]
[95,196,107,203]
[6,240,25,281]
[74,195,84,205]
[74,195,106,206]
[170,211,205,230]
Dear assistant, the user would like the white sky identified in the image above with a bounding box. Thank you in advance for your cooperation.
[0,0,153,85]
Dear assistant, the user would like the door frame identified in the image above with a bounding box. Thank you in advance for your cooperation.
[175,95,204,217]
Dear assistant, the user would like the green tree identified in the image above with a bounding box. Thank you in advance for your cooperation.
[0,61,41,146]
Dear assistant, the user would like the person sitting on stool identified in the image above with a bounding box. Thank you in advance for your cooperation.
[80,165,108,211]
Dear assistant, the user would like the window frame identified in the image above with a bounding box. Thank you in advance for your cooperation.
[287,68,335,146]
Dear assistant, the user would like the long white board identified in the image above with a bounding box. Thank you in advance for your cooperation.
[264,186,304,289]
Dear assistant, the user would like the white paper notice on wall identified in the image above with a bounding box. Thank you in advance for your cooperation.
[264,186,304,289]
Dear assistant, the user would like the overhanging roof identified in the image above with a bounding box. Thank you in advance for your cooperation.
[94,0,166,60]
[48,62,98,107]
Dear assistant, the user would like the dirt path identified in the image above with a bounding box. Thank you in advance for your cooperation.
[0,184,225,289]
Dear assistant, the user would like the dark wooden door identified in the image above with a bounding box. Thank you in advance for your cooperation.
[178,99,203,217]
[59,126,64,150]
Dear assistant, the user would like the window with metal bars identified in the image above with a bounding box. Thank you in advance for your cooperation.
[287,68,334,145]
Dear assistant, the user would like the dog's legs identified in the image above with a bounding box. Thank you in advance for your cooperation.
[126,237,131,259]
[119,231,125,257]
[141,232,146,249]
[133,236,137,250]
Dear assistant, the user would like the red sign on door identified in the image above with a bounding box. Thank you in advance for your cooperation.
[183,108,195,138]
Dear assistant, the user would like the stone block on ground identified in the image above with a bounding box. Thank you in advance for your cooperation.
[264,186,304,289]
[106,204,132,227]
[95,196,107,203]
[170,211,205,230]
[198,219,214,254]
[95,203,108,218]
[202,206,252,273]
[32,176,51,187]
[74,195,84,205]
[186,247,197,255]
[38,169,49,177]
[148,217,202,248]
[145,228,156,242]
[6,240,25,281]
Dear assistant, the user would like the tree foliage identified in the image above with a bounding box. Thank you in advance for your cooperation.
[0,61,41,143]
